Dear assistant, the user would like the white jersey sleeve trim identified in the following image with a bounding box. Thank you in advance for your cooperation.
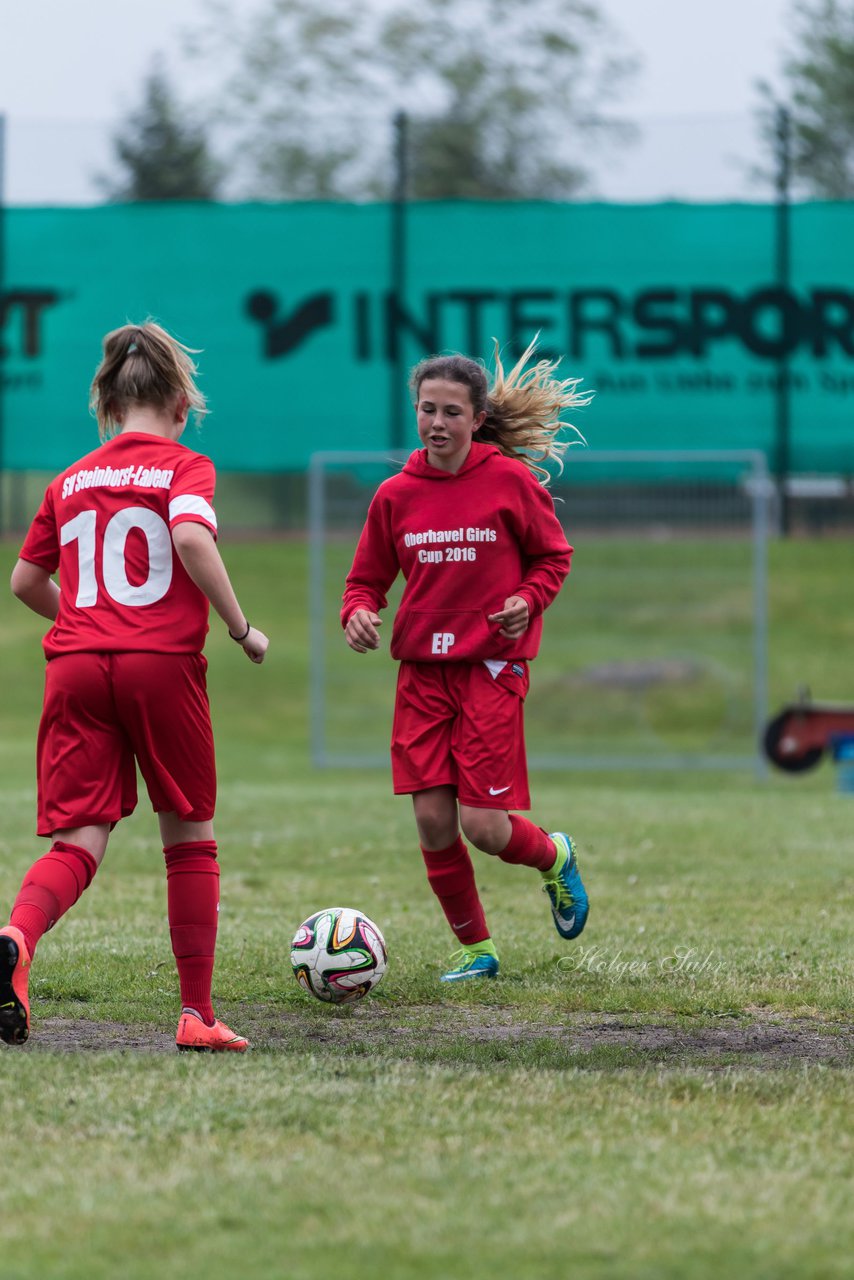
[168,494,218,529]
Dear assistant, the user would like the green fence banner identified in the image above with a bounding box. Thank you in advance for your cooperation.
[3,202,854,473]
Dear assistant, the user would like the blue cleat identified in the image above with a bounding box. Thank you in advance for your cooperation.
[440,947,500,983]
[542,833,589,940]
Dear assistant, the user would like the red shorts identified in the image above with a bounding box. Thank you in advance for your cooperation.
[36,652,216,836]
[391,660,530,810]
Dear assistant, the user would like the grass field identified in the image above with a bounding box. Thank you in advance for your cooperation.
[0,536,852,1280]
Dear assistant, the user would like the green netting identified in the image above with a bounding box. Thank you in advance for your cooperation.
[4,202,854,473]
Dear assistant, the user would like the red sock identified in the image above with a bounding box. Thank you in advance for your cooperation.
[496,815,556,871]
[421,836,490,945]
[9,840,98,955]
[164,841,219,1025]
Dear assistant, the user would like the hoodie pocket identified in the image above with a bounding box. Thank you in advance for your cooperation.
[391,609,495,661]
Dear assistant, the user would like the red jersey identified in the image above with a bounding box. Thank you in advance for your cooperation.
[342,442,572,663]
[20,431,218,658]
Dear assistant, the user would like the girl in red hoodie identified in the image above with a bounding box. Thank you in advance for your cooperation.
[342,341,590,981]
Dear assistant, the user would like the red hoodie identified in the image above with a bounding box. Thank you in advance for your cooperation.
[341,442,572,663]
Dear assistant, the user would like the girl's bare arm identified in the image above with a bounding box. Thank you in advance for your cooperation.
[171,522,268,663]
[10,559,60,621]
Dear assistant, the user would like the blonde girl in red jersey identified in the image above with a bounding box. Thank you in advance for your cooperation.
[342,340,590,981]
[0,321,268,1051]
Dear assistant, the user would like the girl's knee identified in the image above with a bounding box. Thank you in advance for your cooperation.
[460,810,510,856]
[417,815,458,850]
[412,787,458,850]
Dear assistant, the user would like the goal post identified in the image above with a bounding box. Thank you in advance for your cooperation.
[308,449,771,774]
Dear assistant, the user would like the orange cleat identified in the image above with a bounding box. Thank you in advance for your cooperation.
[0,926,32,1046]
[175,1008,249,1053]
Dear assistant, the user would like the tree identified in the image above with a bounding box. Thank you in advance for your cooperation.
[183,0,638,200]
[758,0,854,198]
[99,66,222,202]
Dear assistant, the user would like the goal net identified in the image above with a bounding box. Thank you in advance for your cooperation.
[308,450,771,773]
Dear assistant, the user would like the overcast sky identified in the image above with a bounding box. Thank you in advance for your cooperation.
[0,0,792,204]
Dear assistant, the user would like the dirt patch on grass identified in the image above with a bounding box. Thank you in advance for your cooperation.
[11,1006,854,1067]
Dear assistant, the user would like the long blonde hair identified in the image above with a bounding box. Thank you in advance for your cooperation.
[89,320,208,440]
[410,337,590,484]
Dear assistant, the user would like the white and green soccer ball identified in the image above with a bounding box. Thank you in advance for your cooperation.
[290,906,388,1004]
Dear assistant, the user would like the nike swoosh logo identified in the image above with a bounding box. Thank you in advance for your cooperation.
[489,785,511,795]
[452,919,473,930]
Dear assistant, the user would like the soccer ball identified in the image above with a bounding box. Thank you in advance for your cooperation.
[290,906,387,1004]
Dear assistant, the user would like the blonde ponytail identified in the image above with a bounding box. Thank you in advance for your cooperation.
[89,320,207,440]
[479,338,590,485]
